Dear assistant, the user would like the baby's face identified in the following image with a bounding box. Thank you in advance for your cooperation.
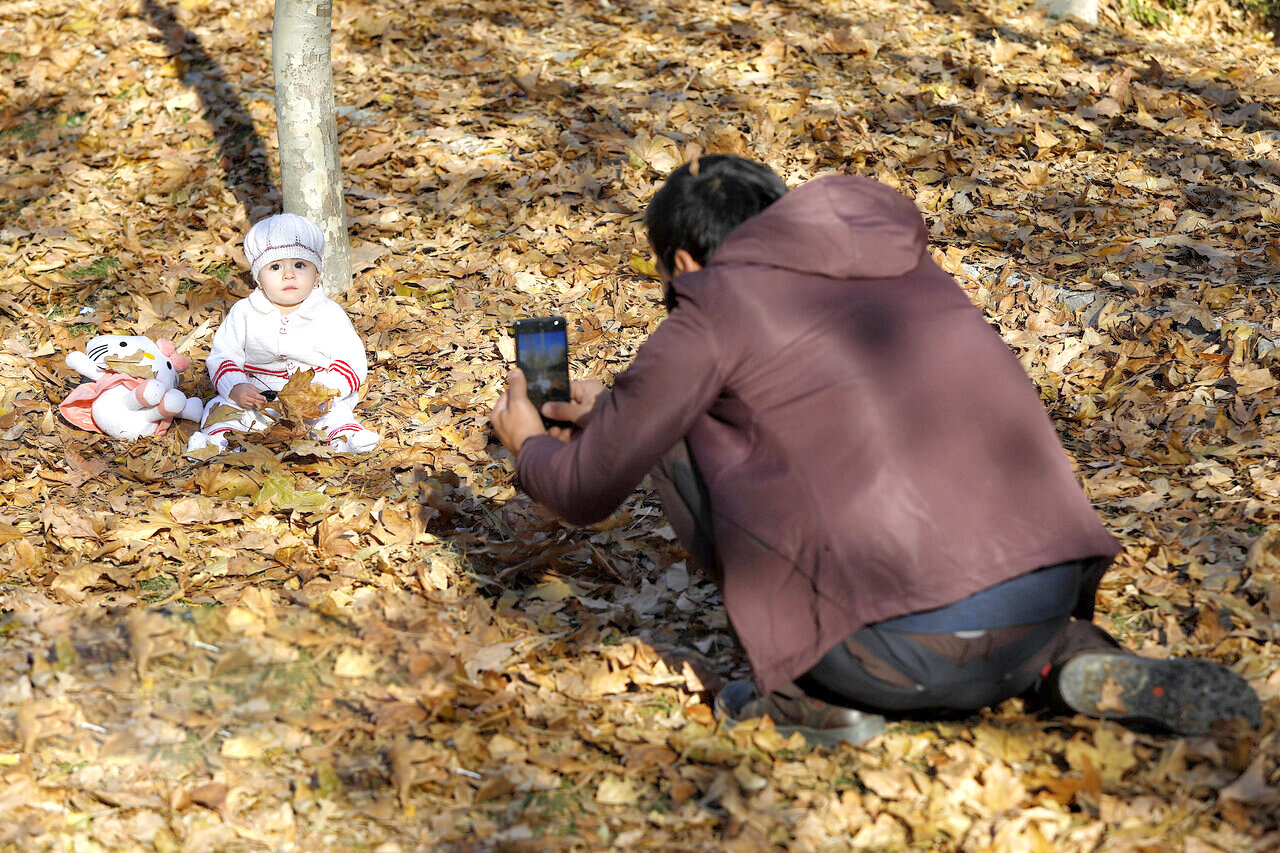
[258,258,319,312]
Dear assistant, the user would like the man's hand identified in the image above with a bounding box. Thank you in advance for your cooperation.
[492,369,547,456]
[542,380,607,442]
[229,382,266,410]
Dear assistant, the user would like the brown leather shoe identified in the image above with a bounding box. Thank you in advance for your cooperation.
[715,681,886,748]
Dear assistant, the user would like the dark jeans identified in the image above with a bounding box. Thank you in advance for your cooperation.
[651,441,1121,716]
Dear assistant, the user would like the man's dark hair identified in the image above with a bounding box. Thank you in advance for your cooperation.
[645,155,787,276]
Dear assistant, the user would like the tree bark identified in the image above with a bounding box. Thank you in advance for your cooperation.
[272,0,351,293]
[1036,0,1099,25]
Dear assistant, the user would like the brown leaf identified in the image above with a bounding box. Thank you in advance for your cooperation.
[105,353,160,379]
[272,369,338,423]
[188,782,228,811]
[317,516,359,558]
[1218,750,1280,804]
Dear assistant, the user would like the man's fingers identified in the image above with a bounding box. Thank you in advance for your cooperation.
[569,380,595,403]
[507,368,528,396]
[547,425,574,443]
[541,401,574,421]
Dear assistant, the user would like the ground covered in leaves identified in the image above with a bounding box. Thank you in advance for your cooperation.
[3,0,1280,849]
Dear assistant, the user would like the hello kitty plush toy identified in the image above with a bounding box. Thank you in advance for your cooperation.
[60,335,204,439]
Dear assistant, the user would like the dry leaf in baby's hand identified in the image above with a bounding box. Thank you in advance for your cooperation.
[270,369,338,421]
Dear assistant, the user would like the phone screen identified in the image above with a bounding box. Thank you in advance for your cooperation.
[513,316,570,412]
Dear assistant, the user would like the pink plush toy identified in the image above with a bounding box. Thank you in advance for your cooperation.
[61,335,204,439]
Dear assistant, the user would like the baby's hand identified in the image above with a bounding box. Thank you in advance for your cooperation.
[229,382,267,409]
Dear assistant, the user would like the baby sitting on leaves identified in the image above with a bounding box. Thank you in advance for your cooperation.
[186,213,379,455]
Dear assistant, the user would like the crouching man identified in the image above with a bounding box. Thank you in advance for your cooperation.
[491,155,1260,746]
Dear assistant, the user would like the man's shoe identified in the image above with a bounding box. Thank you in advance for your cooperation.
[1057,652,1261,735]
[714,681,886,748]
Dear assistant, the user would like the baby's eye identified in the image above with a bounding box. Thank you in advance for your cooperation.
[270,263,281,270]
[294,261,306,269]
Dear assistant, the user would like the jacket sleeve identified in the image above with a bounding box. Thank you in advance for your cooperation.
[313,305,369,395]
[516,303,726,526]
[208,301,249,399]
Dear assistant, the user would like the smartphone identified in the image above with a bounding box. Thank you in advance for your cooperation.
[512,316,571,424]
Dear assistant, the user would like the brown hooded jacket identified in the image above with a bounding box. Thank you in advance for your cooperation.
[517,175,1120,694]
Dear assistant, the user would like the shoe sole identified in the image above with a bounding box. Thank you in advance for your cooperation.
[714,686,886,748]
[773,718,886,748]
[1058,652,1261,735]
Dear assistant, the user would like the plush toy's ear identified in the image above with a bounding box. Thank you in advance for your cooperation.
[157,338,190,372]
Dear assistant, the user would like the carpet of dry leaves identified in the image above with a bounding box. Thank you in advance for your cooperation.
[3,0,1280,849]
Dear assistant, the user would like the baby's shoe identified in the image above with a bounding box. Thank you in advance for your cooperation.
[328,426,380,454]
[187,429,229,454]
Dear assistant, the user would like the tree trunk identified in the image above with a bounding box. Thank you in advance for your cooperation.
[1036,0,1099,25]
[272,0,351,293]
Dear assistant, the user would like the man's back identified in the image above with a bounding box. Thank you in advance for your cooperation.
[518,175,1118,692]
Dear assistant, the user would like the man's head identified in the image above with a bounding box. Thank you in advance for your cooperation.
[645,155,787,281]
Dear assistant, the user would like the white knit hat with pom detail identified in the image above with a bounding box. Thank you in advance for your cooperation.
[245,213,324,283]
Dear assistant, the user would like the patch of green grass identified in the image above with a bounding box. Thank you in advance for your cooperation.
[139,574,176,602]
[528,777,582,821]
[0,123,41,142]
[1127,0,1280,26]
[262,653,320,710]
[207,263,235,283]
[60,112,87,128]
[68,323,96,336]
[639,696,676,717]
[69,255,121,279]
[1107,609,1153,641]
[1125,0,1173,25]
[57,760,88,774]
[1238,0,1280,22]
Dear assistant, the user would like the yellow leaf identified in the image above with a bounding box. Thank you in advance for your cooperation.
[979,761,1026,813]
[496,334,515,362]
[629,254,659,278]
[529,578,575,602]
[334,648,379,678]
[221,735,265,759]
[1032,125,1060,150]
[64,16,96,35]
[595,774,640,805]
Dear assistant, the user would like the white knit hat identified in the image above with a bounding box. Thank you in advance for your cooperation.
[244,213,324,283]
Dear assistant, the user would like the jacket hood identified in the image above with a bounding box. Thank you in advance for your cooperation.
[708,175,928,280]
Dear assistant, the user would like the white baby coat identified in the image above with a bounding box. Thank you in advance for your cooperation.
[206,288,368,399]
